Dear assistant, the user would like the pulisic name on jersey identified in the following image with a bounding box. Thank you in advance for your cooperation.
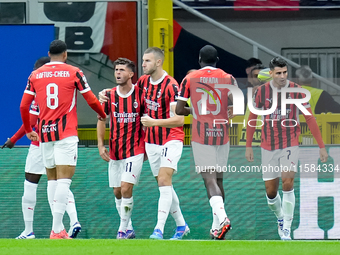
[36,71,70,79]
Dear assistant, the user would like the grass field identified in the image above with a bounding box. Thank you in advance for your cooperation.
[0,239,339,255]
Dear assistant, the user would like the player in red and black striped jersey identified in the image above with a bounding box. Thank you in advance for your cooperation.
[249,80,309,151]
[138,74,183,145]
[21,60,105,143]
[177,68,237,146]
[97,58,145,239]
[245,57,328,240]
[100,82,145,161]
[176,45,232,240]
[2,56,81,239]
[139,47,189,240]
[20,40,106,239]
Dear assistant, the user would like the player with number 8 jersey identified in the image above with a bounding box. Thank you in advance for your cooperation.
[21,54,105,142]
[20,40,106,239]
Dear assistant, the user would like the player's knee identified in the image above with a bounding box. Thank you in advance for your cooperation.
[121,182,133,197]
[216,178,223,187]
[265,188,278,199]
[113,187,122,199]
[157,175,171,186]
[203,176,217,187]
[282,179,294,191]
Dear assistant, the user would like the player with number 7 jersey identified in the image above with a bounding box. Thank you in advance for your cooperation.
[21,58,106,142]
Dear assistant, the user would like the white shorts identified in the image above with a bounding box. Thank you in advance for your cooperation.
[145,140,183,177]
[40,136,79,169]
[108,153,144,188]
[261,146,299,181]
[192,142,230,172]
[25,144,46,175]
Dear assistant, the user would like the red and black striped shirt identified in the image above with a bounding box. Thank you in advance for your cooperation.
[23,62,91,142]
[178,67,237,145]
[253,80,310,151]
[137,73,184,145]
[104,85,145,160]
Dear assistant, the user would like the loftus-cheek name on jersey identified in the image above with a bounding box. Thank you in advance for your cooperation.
[42,123,57,133]
[145,98,160,111]
[114,112,139,123]
[200,77,219,84]
[36,71,70,79]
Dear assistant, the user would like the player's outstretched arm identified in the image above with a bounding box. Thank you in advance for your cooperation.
[141,104,184,128]
[319,147,328,163]
[97,119,110,162]
[246,112,258,143]
[1,138,14,149]
[228,105,235,119]
[245,147,254,162]
[175,100,191,116]
[2,125,25,149]
[26,131,39,141]
[304,108,328,162]
[245,111,258,162]
[82,91,106,119]
[98,89,110,104]
[20,92,39,142]
[2,112,39,148]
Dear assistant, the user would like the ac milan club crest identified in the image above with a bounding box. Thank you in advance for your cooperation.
[133,100,138,109]
[157,89,162,99]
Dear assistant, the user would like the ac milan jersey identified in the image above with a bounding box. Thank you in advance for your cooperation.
[253,80,311,151]
[24,62,91,142]
[178,67,238,145]
[103,85,145,160]
[137,73,184,145]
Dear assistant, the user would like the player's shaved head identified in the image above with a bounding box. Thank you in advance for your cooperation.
[49,40,67,55]
[144,47,164,63]
[199,45,219,65]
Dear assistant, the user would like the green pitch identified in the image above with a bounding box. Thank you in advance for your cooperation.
[0,239,339,255]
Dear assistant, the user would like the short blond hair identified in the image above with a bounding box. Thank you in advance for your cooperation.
[144,47,164,62]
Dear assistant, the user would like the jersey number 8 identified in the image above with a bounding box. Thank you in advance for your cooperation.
[46,83,59,109]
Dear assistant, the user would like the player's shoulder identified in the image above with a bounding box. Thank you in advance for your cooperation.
[181,71,198,85]
[133,83,142,93]
[212,68,235,81]
[29,69,38,79]
[63,63,82,73]
[263,81,271,88]
[288,80,301,88]
[163,75,179,92]
[110,86,117,93]
[255,82,268,95]
[164,74,179,85]
[138,74,150,82]
[136,74,150,88]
